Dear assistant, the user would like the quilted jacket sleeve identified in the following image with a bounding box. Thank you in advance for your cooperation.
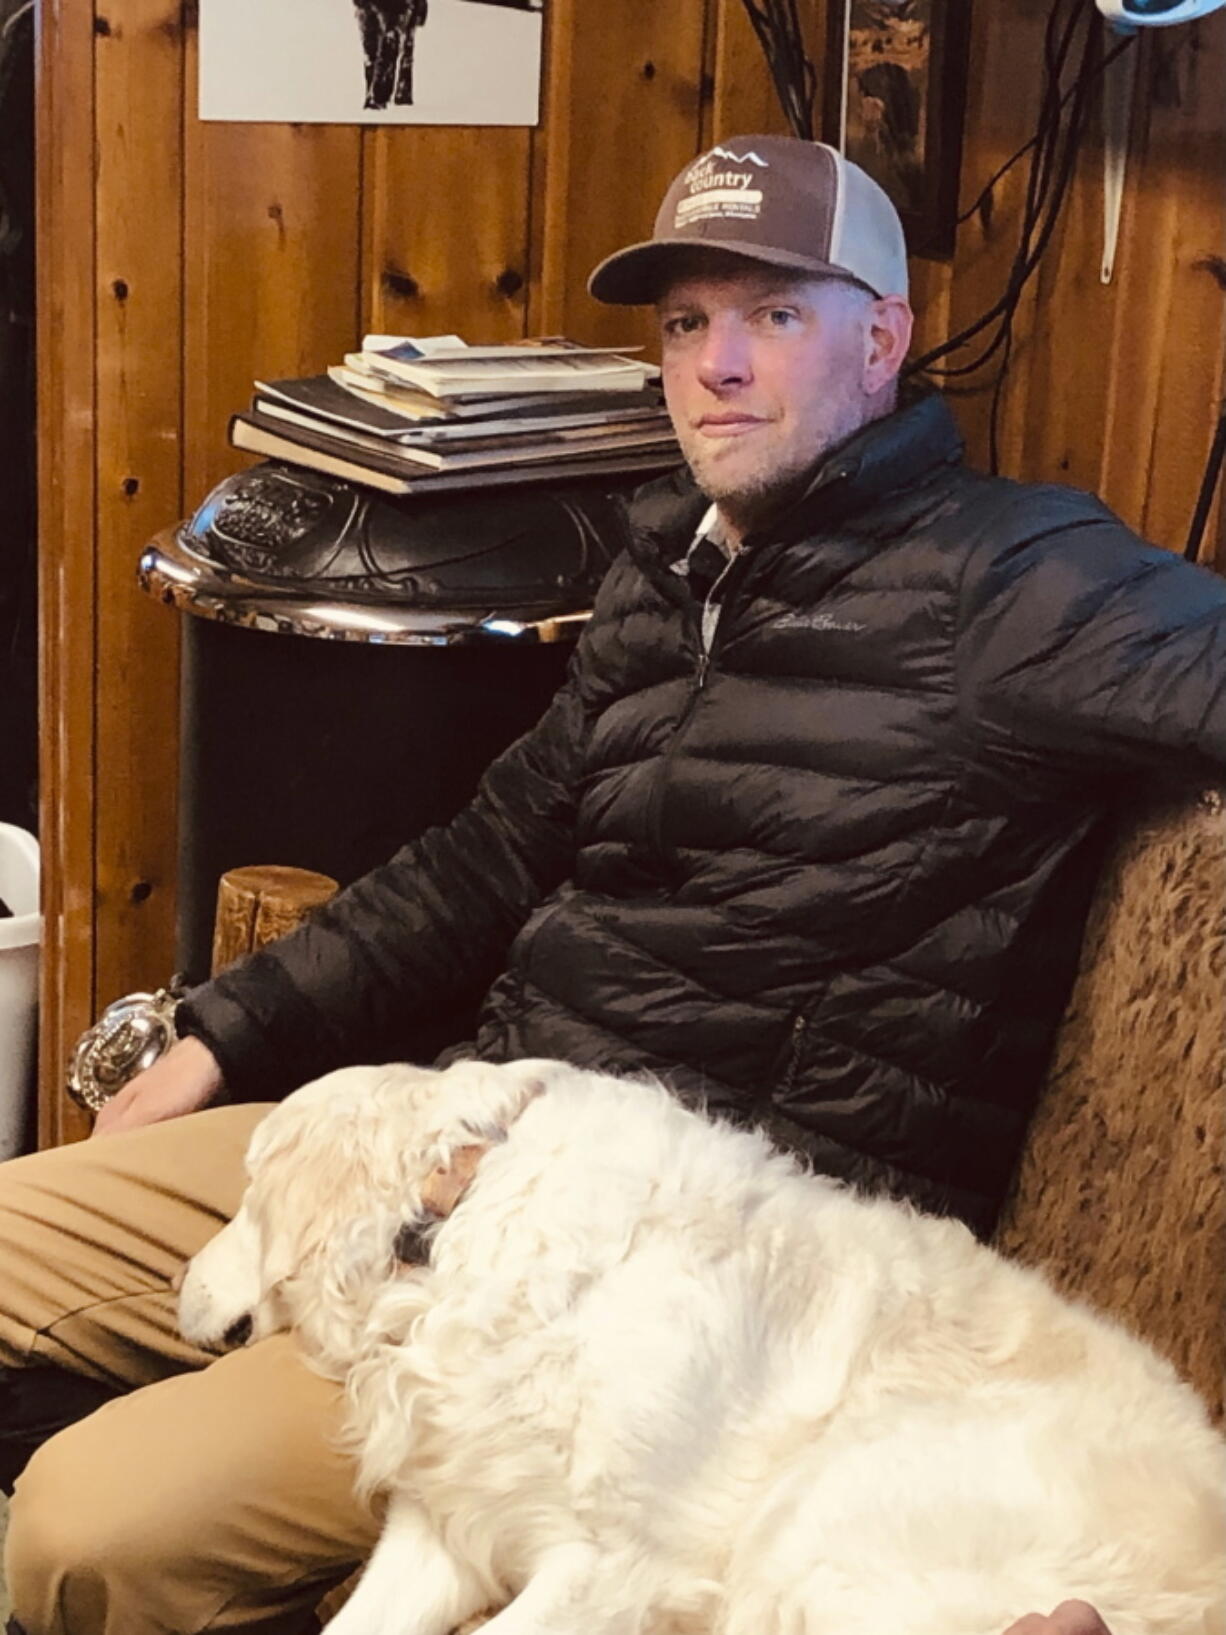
[957,489,1226,783]
[176,626,603,1099]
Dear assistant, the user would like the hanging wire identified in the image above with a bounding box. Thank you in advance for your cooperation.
[1,1,34,41]
[908,0,1096,379]
[955,29,1136,231]
[905,0,1139,471]
[737,0,817,140]
[1185,403,1226,562]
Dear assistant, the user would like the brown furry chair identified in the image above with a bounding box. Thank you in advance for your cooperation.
[995,788,1226,1425]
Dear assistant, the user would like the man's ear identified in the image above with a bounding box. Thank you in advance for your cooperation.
[864,295,913,395]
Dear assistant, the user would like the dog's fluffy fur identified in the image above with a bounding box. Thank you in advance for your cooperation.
[179,1060,1226,1635]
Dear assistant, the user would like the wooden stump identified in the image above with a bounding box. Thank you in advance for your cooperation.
[211,864,338,976]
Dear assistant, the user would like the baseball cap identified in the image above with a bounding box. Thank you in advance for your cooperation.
[588,135,909,306]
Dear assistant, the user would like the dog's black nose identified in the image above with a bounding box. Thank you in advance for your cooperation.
[222,1314,254,1349]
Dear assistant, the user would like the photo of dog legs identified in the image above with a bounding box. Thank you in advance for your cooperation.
[352,0,430,107]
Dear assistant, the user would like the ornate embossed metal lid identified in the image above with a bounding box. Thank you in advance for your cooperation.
[138,462,638,644]
[179,462,626,606]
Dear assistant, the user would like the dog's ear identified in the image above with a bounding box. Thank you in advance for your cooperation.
[420,1142,488,1219]
[391,1143,488,1266]
[496,1059,566,1108]
[434,1059,555,1148]
[416,1060,556,1220]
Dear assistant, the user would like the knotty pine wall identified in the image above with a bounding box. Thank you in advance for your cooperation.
[37,1,1226,1142]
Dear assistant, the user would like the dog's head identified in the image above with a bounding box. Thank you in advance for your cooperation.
[176,1057,562,1372]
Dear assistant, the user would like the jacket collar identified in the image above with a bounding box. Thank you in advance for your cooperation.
[626,390,964,580]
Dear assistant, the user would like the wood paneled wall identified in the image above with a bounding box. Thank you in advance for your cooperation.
[37,1,1226,1142]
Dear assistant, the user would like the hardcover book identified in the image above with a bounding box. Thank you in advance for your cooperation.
[229,412,681,498]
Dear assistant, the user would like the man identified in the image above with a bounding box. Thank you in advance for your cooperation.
[3,135,1223,1635]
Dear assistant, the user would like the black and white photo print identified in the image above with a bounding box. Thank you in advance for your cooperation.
[199,0,544,125]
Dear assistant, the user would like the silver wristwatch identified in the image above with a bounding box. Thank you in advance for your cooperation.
[66,979,187,1115]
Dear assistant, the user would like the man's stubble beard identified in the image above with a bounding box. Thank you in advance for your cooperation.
[681,438,816,539]
[677,394,876,539]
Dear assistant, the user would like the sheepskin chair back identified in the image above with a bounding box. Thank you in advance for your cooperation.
[993,789,1226,1425]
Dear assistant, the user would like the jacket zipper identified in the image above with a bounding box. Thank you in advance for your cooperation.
[698,552,736,669]
[781,1011,808,1096]
[644,551,742,866]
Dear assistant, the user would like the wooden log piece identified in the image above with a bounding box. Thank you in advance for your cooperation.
[210,864,338,977]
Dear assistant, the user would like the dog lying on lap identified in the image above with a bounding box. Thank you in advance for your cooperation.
[177,1059,1226,1635]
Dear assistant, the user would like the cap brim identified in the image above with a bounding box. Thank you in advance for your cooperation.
[588,237,863,305]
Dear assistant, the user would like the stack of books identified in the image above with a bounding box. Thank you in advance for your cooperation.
[229,334,682,497]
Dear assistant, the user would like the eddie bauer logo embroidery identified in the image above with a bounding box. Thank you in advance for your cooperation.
[676,146,771,228]
[775,611,867,634]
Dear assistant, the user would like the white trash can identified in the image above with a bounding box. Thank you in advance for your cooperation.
[0,823,39,1160]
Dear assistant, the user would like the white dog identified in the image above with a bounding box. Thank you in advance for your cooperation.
[178,1059,1226,1635]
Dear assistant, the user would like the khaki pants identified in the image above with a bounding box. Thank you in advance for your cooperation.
[0,1106,380,1635]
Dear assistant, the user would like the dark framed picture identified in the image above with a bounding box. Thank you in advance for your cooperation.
[823,1,972,259]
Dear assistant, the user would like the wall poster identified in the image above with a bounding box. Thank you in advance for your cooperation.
[823,0,971,258]
[199,0,545,126]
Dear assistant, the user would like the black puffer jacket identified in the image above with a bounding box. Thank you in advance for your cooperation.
[180,393,1226,1236]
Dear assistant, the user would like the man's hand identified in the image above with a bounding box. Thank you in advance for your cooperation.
[91,1035,225,1137]
[1003,1602,1114,1635]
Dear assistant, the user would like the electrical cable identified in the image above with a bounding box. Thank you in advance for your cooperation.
[1185,404,1226,562]
[905,0,1124,470]
[955,30,1136,230]
[737,0,816,141]
[910,0,1093,375]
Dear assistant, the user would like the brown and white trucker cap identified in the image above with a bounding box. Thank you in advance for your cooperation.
[588,135,908,306]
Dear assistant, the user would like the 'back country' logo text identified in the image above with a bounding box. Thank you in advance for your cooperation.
[677,150,767,227]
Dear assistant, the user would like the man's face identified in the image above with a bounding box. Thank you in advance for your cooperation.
[657,260,882,539]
